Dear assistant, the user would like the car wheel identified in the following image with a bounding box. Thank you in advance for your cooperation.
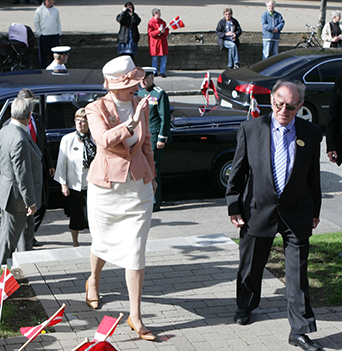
[297,102,317,123]
[210,155,234,196]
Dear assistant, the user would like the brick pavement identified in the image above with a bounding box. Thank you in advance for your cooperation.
[3,234,342,351]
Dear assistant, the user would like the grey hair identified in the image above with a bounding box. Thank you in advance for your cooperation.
[75,107,87,119]
[223,8,233,15]
[11,98,33,121]
[17,88,35,99]
[331,10,341,20]
[271,80,306,104]
[265,0,276,7]
[152,8,160,16]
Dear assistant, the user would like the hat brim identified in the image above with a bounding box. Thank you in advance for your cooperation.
[103,67,145,90]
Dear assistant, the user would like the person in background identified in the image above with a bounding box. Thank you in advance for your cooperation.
[148,8,169,78]
[116,2,141,61]
[84,55,157,341]
[46,46,70,71]
[54,108,95,247]
[226,80,322,351]
[0,98,42,264]
[216,7,242,69]
[261,0,285,59]
[138,67,172,212]
[34,0,61,69]
[325,71,342,258]
[322,10,342,48]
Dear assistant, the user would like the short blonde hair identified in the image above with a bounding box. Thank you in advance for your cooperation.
[223,8,233,15]
[75,107,87,120]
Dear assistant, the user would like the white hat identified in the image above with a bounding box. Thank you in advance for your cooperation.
[102,55,145,90]
[51,46,71,54]
[142,67,157,75]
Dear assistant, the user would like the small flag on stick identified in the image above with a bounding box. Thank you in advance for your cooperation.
[94,313,124,342]
[0,267,20,321]
[248,91,260,119]
[200,71,219,106]
[18,303,66,351]
[168,16,185,30]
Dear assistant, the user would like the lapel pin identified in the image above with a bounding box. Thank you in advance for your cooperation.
[296,139,305,147]
[73,147,79,151]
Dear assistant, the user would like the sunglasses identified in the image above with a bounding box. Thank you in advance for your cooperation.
[272,99,299,111]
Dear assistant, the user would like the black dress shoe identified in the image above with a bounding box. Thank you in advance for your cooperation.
[153,204,160,212]
[33,237,43,247]
[234,308,250,325]
[289,333,322,351]
[161,73,167,78]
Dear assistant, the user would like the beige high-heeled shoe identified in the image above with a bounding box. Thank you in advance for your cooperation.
[85,278,99,309]
[127,316,156,341]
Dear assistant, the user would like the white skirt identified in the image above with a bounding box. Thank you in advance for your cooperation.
[87,177,153,270]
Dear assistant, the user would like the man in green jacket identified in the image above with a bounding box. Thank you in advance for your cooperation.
[138,67,172,212]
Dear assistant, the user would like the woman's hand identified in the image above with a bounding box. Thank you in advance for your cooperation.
[126,95,150,132]
[152,179,158,194]
[61,184,70,197]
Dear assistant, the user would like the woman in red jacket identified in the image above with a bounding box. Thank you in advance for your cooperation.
[148,8,169,77]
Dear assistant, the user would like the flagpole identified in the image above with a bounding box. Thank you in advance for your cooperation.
[70,338,89,351]
[18,303,66,351]
[246,91,252,120]
[103,312,124,341]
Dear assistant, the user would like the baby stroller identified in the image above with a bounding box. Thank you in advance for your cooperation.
[0,23,36,73]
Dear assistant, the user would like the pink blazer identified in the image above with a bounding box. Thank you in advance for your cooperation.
[85,92,156,188]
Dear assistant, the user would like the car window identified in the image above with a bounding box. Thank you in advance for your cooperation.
[319,60,342,83]
[304,67,321,83]
[249,56,310,77]
[45,92,105,130]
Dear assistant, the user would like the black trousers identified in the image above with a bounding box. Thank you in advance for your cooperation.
[237,218,317,334]
[151,133,164,208]
[38,34,60,69]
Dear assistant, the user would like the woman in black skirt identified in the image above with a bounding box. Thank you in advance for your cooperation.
[54,108,96,246]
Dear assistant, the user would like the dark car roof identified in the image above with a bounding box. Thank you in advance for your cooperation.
[222,48,342,81]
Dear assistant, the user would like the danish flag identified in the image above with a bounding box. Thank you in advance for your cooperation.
[200,71,219,105]
[20,304,65,340]
[94,315,121,342]
[250,94,260,118]
[169,16,185,30]
[0,267,20,303]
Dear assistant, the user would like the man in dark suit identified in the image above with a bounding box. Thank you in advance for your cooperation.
[0,98,43,264]
[226,80,322,351]
[325,71,342,258]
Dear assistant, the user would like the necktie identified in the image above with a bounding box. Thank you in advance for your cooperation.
[273,126,288,197]
[29,118,37,143]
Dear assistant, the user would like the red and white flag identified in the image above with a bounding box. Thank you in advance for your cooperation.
[250,94,260,118]
[0,267,20,302]
[200,71,219,105]
[20,304,65,340]
[169,16,185,30]
[94,316,120,342]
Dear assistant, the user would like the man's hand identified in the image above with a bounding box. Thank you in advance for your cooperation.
[27,205,37,217]
[156,141,165,149]
[61,184,70,197]
[272,28,278,33]
[49,168,55,177]
[313,218,320,229]
[327,151,338,163]
[152,179,158,194]
[230,214,245,228]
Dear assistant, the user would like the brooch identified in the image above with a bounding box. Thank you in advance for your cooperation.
[73,147,79,151]
[108,114,119,125]
[296,139,305,147]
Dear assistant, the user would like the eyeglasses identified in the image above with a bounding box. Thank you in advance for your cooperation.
[272,99,299,111]
[75,118,87,124]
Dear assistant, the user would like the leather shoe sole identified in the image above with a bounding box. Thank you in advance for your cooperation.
[288,333,322,351]
[234,309,250,325]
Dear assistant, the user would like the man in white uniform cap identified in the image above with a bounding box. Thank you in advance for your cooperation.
[46,46,70,71]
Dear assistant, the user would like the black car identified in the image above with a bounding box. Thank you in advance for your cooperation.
[0,69,248,196]
[216,48,342,126]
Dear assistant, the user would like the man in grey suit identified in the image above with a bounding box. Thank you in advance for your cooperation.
[0,98,43,264]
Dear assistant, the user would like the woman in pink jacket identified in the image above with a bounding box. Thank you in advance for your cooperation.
[85,55,157,341]
[148,8,169,77]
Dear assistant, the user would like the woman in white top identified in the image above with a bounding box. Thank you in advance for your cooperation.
[54,108,96,246]
[322,10,342,48]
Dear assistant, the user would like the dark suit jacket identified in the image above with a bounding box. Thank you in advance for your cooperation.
[326,71,342,165]
[226,114,322,239]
